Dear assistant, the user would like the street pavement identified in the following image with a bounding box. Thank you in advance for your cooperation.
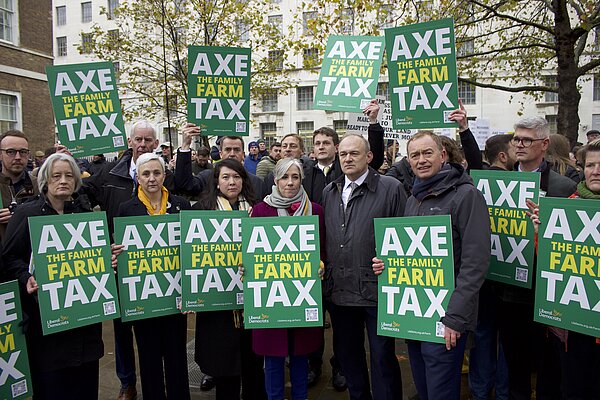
[98,315,473,399]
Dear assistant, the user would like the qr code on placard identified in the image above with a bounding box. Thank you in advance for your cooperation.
[176,297,182,309]
[443,110,453,123]
[103,301,117,315]
[435,322,445,337]
[113,135,125,148]
[236,292,244,305]
[515,268,529,283]
[236,122,246,132]
[11,380,28,397]
[305,308,319,322]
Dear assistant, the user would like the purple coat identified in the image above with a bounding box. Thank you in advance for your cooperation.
[250,201,325,357]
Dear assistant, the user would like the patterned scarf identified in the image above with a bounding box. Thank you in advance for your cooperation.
[263,186,312,216]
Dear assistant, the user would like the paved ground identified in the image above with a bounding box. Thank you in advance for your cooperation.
[98,315,473,399]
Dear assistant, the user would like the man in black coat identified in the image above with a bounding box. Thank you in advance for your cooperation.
[175,123,267,200]
[81,120,167,400]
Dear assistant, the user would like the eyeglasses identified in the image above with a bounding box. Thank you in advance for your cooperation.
[510,137,545,148]
[0,148,30,157]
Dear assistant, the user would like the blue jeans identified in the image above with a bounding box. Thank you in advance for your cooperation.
[264,355,307,400]
[407,334,468,400]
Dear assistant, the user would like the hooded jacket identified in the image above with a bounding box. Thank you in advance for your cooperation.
[404,163,491,333]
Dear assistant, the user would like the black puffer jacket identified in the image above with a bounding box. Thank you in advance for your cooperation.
[1,194,104,373]
[404,163,491,333]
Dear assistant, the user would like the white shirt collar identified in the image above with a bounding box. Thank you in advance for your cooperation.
[344,169,369,190]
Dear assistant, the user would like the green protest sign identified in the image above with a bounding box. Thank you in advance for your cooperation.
[385,18,459,130]
[180,210,246,311]
[534,197,600,337]
[242,216,322,329]
[471,170,540,288]
[314,35,385,112]
[113,215,182,322]
[187,46,251,136]
[0,280,32,399]
[375,216,454,343]
[45,62,127,157]
[28,212,120,335]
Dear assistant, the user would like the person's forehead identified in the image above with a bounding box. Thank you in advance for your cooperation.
[282,137,300,145]
[314,133,333,143]
[139,160,162,171]
[515,127,538,138]
[222,138,243,148]
[339,136,364,151]
[132,127,156,139]
[408,136,438,152]
[1,136,28,147]
[586,151,600,162]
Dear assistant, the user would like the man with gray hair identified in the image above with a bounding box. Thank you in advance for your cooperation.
[82,120,174,400]
[322,133,406,400]
[497,116,576,399]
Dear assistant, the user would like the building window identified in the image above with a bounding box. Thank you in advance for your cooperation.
[595,27,600,52]
[0,93,18,133]
[57,36,67,57]
[544,76,558,103]
[56,5,67,26]
[270,0,281,3]
[334,120,348,135]
[162,127,178,148]
[0,0,16,43]
[108,29,119,43]
[107,0,119,19]
[303,11,317,35]
[268,15,282,35]
[377,82,390,101]
[81,32,93,54]
[545,114,557,134]
[303,48,319,68]
[458,81,476,105]
[81,1,92,23]
[457,39,474,57]
[297,86,313,110]
[262,90,278,112]
[236,21,249,41]
[593,75,600,101]
[341,7,354,35]
[297,121,315,152]
[260,122,277,137]
[268,50,283,71]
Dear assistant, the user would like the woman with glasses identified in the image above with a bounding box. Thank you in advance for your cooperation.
[2,153,103,399]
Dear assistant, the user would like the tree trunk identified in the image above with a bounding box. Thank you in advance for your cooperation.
[553,0,581,147]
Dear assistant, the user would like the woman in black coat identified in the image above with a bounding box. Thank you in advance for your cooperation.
[2,153,103,399]
[112,152,191,400]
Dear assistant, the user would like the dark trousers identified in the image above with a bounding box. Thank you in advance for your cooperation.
[32,360,99,400]
[329,304,402,400]
[407,334,468,400]
[214,376,241,400]
[469,283,508,400]
[133,314,190,400]
[240,329,267,400]
[264,355,308,400]
[556,331,600,399]
[497,300,561,400]
[113,317,137,387]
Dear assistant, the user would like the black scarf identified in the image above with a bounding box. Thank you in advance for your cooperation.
[411,163,452,201]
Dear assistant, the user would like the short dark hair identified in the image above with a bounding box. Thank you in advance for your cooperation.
[281,134,304,152]
[313,127,339,145]
[485,134,512,165]
[219,136,244,151]
[195,159,258,209]
[270,142,282,149]
[580,138,600,165]
[197,146,210,157]
[0,130,28,144]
